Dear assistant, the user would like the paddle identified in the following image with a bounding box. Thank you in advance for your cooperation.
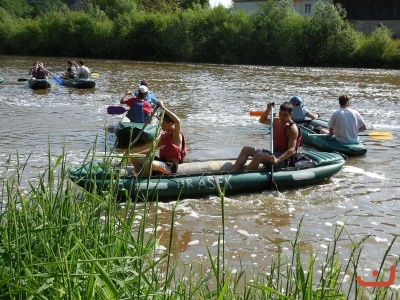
[308,131,393,140]
[39,64,63,85]
[250,110,313,124]
[268,103,278,191]
[250,110,263,117]
[18,78,29,82]
[91,72,100,79]
[107,106,128,115]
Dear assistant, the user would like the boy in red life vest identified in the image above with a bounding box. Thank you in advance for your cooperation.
[130,100,186,176]
[231,101,301,171]
[120,85,152,122]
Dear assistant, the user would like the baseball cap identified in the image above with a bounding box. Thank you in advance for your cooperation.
[290,96,302,106]
[139,85,148,93]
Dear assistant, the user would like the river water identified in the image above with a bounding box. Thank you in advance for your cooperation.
[1,55,400,284]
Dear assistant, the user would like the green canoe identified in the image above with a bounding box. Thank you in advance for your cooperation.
[69,150,345,202]
[61,78,96,88]
[298,119,367,156]
[114,116,159,148]
[28,78,51,89]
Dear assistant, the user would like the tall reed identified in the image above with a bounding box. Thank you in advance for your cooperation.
[0,147,399,299]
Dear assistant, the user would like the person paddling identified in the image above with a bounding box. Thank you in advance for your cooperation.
[231,102,301,171]
[318,94,366,143]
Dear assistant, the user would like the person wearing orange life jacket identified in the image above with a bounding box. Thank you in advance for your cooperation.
[231,101,301,171]
[130,100,186,176]
[120,85,152,123]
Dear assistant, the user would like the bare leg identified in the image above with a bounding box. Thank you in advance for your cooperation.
[245,152,272,171]
[231,146,256,171]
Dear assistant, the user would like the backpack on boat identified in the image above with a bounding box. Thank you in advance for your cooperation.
[127,98,152,123]
[287,152,315,168]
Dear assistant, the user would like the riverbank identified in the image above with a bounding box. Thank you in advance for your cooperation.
[1,2,400,68]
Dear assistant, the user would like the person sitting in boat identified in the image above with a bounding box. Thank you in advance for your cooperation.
[63,60,77,79]
[29,62,48,79]
[318,94,367,144]
[231,101,301,171]
[73,60,91,79]
[120,85,153,123]
[133,80,158,109]
[290,96,319,121]
[129,100,186,176]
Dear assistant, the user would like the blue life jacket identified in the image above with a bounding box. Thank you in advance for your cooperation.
[127,98,151,123]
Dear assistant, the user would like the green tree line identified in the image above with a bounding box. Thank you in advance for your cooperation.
[1,0,399,68]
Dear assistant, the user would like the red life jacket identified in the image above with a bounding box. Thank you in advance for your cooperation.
[273,121,301,152]
[159,131,187,164]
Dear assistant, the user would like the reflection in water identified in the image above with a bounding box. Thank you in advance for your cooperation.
[1,56,400,276]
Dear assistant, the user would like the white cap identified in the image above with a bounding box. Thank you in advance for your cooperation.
[139,85,148,93]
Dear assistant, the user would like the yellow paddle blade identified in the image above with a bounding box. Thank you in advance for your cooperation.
[367,131,393,140]
[91,72,100,78]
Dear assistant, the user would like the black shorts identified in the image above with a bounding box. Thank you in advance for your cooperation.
[153,157,177,175]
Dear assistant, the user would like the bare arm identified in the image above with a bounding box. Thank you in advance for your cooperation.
[305,112,319,119]
[259,102,275,125]
[159,100,182,146]
[120,91,133,104]
[358,124,367,132]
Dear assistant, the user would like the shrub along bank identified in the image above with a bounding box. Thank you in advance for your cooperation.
[0,0,399,68]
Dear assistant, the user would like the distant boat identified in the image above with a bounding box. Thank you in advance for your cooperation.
[61,78,96,89]
[28,78,51,89]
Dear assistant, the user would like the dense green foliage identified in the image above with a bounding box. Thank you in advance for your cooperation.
[0,0,399,68]
[1,149,399,298]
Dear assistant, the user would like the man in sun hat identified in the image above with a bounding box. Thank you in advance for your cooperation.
[290,96,319,120]
[120,85,153,123]
[133,79,158,108]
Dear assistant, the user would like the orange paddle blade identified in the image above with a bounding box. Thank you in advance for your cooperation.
[250,110,263,117]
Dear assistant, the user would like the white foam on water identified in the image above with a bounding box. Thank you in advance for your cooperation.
[211,239,224,246]
[342,166,386,180]
[336,221,345,226]
[237,229,259,237]
[188,240,199,246]
[374,237,388,242]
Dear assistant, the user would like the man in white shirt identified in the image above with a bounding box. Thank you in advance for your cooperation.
[321,94,367,143]
[74,60,91,79]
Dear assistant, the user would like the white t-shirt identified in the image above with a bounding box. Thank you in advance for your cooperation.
[328,108,366,143]
[77,65,91,78]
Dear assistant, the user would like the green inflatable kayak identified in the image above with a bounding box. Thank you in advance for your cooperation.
[114,115,159,148]
[28,78,51,89]
[0,77,4,84]
[61,78,96,88]
[69,150,345,202]
[298,119,367,156]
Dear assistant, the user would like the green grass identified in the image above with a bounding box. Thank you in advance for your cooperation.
[0,149,399,299]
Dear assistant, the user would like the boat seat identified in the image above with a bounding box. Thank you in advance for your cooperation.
[176,160,234,175]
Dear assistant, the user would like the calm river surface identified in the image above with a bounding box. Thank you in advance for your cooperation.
[1,55,400,282]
